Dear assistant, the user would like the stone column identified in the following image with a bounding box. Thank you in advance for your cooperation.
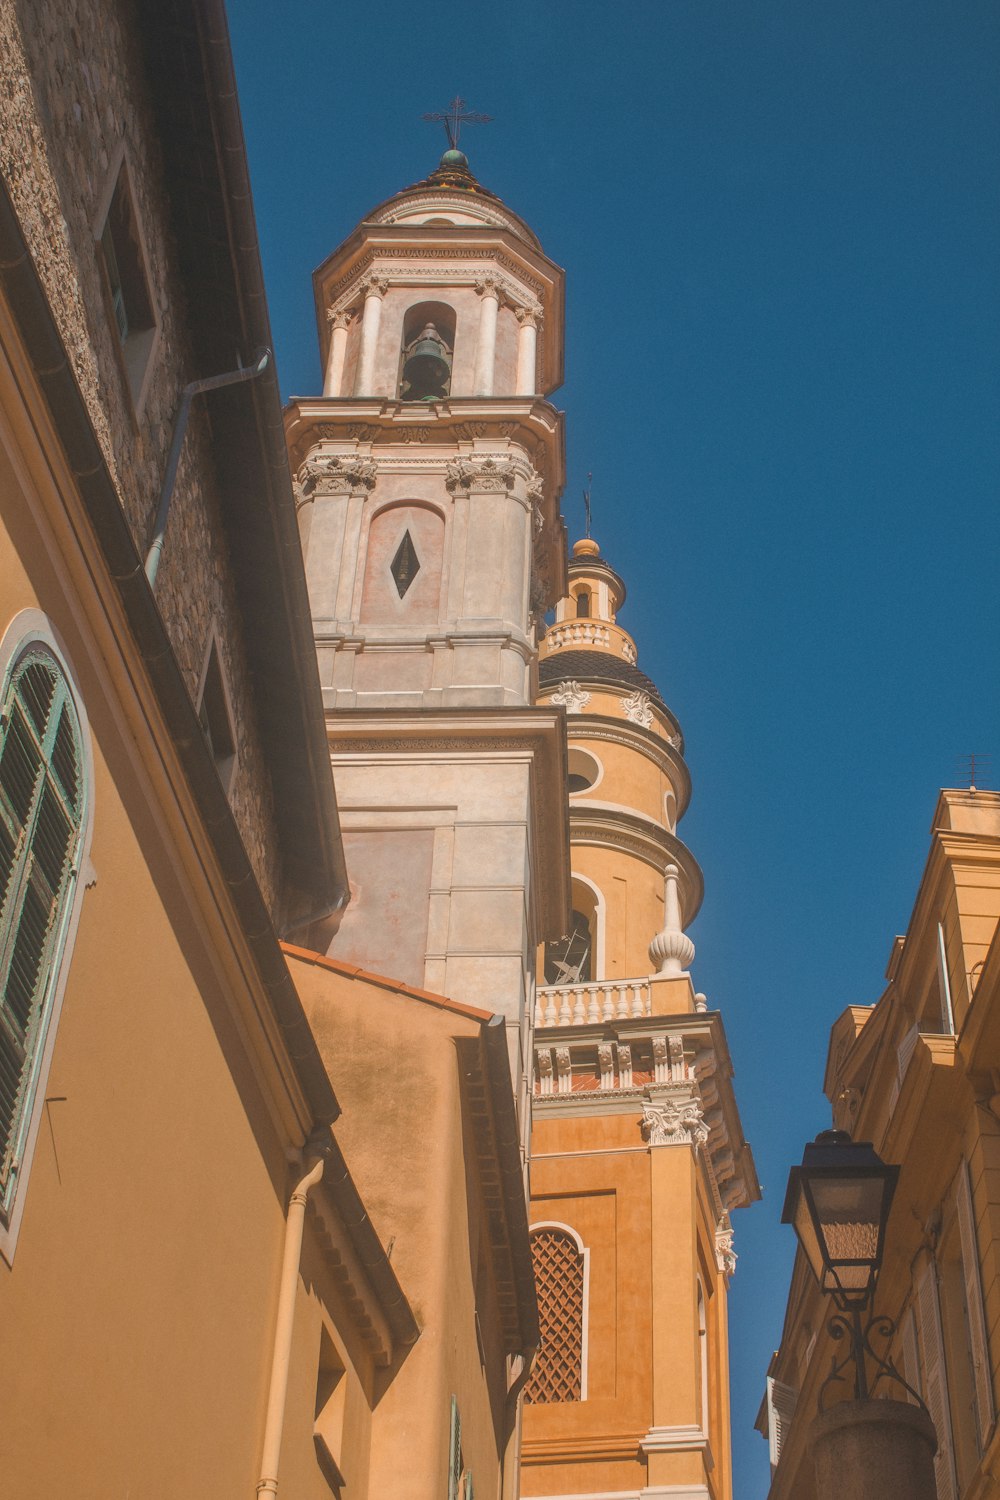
[323,309,352,397]
[473,278,501,396]
[811,1400,937,1500]
[354,278,387,395]
[515,305,540,395]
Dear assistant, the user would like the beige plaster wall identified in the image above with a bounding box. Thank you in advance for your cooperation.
[291,955,513,1500]
[0,401,374,1498]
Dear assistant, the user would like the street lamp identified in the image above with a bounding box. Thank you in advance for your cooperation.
[782,1129,898,1310]
[782,1130,918,1405]
[781,1131,938,1500]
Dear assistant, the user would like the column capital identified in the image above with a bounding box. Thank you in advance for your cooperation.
[445,455,517,493]
[298,454,378,496]
[326,306,354,328]
[641,1089,709,1149]
[515,300,543,328]
[358,274,389,300]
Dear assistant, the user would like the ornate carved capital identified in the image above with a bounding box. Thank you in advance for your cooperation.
[550,680,591,714]
[515,300,543,329]
[445,456,517,493]
[359,274,389,300]
[298,454,378,496]
[641,1093,709,1149]
[326,306,354,329]
[475,275,503,301]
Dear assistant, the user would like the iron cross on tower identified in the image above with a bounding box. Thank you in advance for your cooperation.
[422,96,493,151]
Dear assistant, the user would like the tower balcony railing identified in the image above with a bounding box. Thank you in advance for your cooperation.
[535,977,652,1028]
[540,619,637,662]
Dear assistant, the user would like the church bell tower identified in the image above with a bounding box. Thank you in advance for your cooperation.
[285,145,571,1113]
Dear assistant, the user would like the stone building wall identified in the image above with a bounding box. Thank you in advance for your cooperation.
[0,0,281,911]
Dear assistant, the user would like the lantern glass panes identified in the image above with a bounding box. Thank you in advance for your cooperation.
[782,1132,899,1308]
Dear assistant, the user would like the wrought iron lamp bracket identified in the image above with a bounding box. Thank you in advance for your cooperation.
[818,1307,929,1415]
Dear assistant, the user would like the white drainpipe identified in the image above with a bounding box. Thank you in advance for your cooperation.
[256,1148,326,1499]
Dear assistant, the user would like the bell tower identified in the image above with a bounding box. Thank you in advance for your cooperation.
[285,147,570,1111]
[522,538,760,1500]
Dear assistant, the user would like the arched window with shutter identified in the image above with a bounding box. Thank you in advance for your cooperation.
[0,619,90,1259]
[525,1223,588,1403]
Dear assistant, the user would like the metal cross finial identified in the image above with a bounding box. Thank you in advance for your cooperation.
[583,473,593,538]
[422,96,493,151]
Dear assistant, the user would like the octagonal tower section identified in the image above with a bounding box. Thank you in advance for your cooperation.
[285,152,571,1130]
[524,537,759,1500]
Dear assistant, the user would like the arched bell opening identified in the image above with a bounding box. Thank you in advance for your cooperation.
[398,300,456,402]
[543,878,602,985]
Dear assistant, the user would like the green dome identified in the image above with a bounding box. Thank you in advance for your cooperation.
[439,148,469,169]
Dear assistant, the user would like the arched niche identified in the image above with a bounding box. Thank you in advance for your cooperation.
[360,502,446,627]
[398,300,456,401]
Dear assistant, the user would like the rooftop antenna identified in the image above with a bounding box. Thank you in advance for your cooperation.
[959,753,992,793]
[583,472,593,538]
[422,96,493,152]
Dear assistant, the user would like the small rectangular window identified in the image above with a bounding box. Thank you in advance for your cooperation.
[196,635,237,796]
[97,161,157,408]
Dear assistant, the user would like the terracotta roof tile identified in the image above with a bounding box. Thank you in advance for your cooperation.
[281,943,496,1024]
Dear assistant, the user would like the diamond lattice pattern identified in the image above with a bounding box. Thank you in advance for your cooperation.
[524,1228,584,1403]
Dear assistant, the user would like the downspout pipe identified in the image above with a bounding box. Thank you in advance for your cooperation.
[145,348,270,588]
[501,1344,538,1500]
[256,1128,329,1500]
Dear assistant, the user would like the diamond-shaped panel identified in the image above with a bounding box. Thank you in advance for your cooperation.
[390,530,421,598]
[524,1228,584,1403]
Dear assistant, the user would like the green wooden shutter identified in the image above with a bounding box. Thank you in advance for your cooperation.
[0,653,83,1216]
[447,1396,462,1500]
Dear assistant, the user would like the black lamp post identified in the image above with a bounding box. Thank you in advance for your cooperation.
[782,1130,918,1405]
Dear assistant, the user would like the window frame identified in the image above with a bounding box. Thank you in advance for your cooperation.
[195,622,239,797]
[0,612,93,1266]
[92,141,161,419]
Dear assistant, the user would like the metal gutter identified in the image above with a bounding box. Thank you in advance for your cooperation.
[482,1014,541,1349]
[0,171,340,1126]
[136,0,349,934]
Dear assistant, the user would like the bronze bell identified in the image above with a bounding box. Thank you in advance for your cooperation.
[402,322,451,400]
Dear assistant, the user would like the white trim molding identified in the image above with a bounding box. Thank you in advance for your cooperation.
[641,1423,711,1456]
[524,1490,710,1500]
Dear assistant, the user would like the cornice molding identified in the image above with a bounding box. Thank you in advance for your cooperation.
[326,248,546,314]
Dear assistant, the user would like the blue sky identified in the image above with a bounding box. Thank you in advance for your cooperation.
[227,2,1000,1492]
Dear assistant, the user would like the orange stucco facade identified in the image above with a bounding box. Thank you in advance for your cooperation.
[523,541,757,1500]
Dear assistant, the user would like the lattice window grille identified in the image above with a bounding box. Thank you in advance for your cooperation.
[524,1227,585,1403]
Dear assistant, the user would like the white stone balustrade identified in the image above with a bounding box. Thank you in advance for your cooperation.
[535,978,652,1028]
[542,621,611,652]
